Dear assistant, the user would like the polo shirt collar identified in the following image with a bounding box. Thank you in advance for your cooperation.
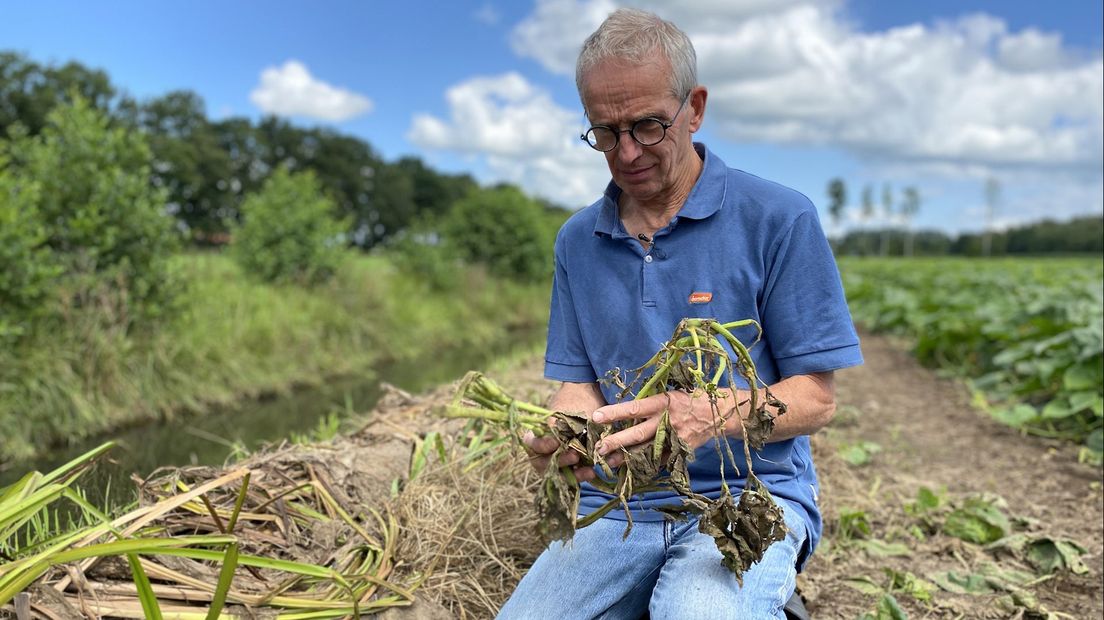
[593,142,728,238]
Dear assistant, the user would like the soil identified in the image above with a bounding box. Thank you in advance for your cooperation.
[798,330,1103,619]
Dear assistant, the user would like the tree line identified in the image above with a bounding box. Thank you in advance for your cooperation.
[1,51,568,248]
[824,177,1103,257]
[0,51,566,345]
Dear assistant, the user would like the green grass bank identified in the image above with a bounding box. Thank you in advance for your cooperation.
[0,252,550,465]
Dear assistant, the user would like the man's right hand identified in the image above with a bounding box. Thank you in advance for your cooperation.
[521,430,597,482]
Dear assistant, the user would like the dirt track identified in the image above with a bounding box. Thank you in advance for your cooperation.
[798,330,1104,618]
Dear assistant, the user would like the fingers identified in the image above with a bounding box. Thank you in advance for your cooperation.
[592,396,663,424]
[595,415,661,457]
[521,430,587,470]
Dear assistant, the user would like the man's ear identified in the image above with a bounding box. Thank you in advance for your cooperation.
[688,86,708,133]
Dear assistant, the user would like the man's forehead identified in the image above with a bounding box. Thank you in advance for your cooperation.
[580,57,675,121]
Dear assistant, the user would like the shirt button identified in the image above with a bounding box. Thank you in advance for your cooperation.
[644,254,653,263]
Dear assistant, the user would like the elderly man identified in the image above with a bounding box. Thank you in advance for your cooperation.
[499,8,862,619]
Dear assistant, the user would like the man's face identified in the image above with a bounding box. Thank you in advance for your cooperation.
[580,57,701,206]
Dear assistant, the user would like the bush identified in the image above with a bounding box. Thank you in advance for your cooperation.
[0,162,61,341]
[231,168,350,285]
[3,96,180,327]
[441,185,553,281]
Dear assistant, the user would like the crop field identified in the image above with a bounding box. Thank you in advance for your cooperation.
[839,256,1104,457]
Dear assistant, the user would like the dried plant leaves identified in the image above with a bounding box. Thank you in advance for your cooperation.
[698,483,788,583]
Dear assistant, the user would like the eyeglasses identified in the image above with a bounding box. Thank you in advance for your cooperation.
[580,95,689,152]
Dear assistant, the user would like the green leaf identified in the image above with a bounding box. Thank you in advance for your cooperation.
[943,497,1010,544]
[928,570,998,594]
[1063,362,1101,391]
[839,441,882,466]
[856,539,912,557]
[991,404,1038,427]
[1086,428,1103,453]
[843,576,884,596]
[1041,399,1073,419]
[206,541,239,620]
[1068,391,1101,414]
[127,553,163,620]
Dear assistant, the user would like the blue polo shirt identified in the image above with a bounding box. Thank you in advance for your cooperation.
[544,143,862,564]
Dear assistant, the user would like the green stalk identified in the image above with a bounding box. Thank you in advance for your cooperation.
[128,553,164,620]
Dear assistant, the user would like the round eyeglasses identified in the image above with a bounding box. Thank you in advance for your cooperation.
[581,95,689,152]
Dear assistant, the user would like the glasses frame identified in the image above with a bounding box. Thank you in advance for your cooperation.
[580,94,690,152]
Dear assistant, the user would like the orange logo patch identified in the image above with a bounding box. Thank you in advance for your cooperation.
[688,292,713,304]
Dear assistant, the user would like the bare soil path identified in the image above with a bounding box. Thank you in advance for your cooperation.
[799,330,1104,619]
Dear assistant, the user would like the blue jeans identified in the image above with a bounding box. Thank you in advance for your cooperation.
[497,498,807,620]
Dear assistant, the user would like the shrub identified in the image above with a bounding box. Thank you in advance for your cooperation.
[440,185,553,282]
[231,167,350,285]
[0,162,61,341]
[3,96,180,327]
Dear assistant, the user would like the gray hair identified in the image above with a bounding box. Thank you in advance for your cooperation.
[575,8,698,107]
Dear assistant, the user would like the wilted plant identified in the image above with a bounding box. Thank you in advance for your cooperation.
[445,317,789,582]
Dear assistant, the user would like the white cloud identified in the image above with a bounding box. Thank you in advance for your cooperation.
[510,0,615,77]
[408,73,610,207]
[508,0,1103,176]
[250,60,373,122]
[474,3,501,25]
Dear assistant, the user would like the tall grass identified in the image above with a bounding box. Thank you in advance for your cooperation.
[0,252,550,464]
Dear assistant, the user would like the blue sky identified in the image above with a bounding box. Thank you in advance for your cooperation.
[3,0,1102,235]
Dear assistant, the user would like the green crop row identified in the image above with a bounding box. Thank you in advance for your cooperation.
[838,257,1103,453]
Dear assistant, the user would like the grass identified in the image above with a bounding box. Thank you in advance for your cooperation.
[0,251,550,465]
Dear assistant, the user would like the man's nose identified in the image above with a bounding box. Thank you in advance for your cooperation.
[616,135,643,162]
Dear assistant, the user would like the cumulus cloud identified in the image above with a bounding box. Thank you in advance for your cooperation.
[408,73,610,207]
[509,0,1103,175]
[250,60,373,122]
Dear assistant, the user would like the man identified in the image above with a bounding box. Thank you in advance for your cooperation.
[498,8,862,619]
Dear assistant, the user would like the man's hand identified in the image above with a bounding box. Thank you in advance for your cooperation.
[521,430,596,482]
[521,381,606,483]
[591,389,739,467]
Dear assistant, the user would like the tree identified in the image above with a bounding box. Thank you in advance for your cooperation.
[0,157,62,341]
[132,90,234,237]
[860,185,875,255]
[4,96,180,322]
[231,167,350,285]
[879,183,894,256]
[441,185,553,281]
[901,186,921,257]
[0,52,116,137]
[827,178,847,238]
[982,177,1001,258]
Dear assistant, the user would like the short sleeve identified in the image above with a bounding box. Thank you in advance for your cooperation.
[760,209,863,377]
[545,233,598,382]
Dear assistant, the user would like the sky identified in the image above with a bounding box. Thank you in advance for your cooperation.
[2,0,1102,235]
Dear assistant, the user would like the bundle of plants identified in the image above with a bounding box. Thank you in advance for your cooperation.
[389,430,543,618]
[443,317,790,581]
[0,440,419,619]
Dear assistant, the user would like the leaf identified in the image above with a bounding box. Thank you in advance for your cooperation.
[1068,390,1101,414]
[843,576,884,596]
[127,553,163,620]
[859,593,908,620]
[839,441,882,466]
[928,570,998,594]
[991,404,1038,427]
[856,539,912,557]
[1063,361,1101,391]
[885,568,938,603]
[1041,399,1073,419]
[989,533,1090,575]
[943,497,1010,544]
